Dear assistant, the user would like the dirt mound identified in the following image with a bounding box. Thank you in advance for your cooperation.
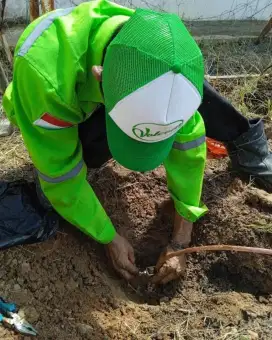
[1,158,272,340]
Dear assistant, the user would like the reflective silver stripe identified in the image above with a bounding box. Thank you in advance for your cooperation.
[37,160,84,183]
[173,135,206,151]
[17,7,74,57]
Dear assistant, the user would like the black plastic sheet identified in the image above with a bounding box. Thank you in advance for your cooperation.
[0,181,58,250]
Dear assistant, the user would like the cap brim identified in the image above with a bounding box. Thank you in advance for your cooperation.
[106,114,175,172]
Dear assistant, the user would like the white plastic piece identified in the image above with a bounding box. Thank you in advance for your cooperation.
[0,116,13,137]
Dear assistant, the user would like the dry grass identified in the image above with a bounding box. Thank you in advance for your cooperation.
[200,36,272,123]
[210,75,272,121]
[201,37,272,75]
[0,131,33,181]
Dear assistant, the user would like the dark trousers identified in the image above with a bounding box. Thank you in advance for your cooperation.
[79,80,250,168]
[199,80,250,141]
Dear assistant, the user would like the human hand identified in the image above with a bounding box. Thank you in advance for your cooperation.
[152,214,192,284]
[151,244,186,284]
[106,233,139,280]
[92,65,103,82]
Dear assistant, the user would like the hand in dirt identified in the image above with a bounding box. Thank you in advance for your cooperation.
[151,214,192,284]
[152,245,187,285]
[106,233,139,281]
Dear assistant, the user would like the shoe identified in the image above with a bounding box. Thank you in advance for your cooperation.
[226,118,272,192]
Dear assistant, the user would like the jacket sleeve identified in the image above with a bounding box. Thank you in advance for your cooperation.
[164,111,208,222]
[9,57,116,244]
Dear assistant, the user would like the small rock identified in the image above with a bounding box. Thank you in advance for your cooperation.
[205,168,214,176]
[30,283,38,292]
[17,278,24,286]
[21,262,31,275]
[77,323,93,336]
[77,277,83,288]
[14,284,21,291]
[66,278,78,291]
[160,297,170,304]
[120,306,126,315]
[110,300,119,310]
[242,309,258,320]
[247,330,259,340]
[0,117,13,137]
[258,296,268,304]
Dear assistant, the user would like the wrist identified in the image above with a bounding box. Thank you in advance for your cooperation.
[107,232,120,246]
[99,220,117,245]
[172,212,193,247]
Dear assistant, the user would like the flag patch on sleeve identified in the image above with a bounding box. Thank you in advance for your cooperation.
[34,113,74,129]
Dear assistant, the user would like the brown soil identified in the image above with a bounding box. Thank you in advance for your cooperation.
[0,158,272,340]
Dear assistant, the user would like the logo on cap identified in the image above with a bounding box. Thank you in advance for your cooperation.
[132,120,183,142]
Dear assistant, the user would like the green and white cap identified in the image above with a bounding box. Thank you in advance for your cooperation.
[103,8,204,172]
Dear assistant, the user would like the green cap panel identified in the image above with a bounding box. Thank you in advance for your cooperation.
[103,8,204,112]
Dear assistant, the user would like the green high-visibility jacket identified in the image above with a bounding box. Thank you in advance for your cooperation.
[3,0,207,244]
